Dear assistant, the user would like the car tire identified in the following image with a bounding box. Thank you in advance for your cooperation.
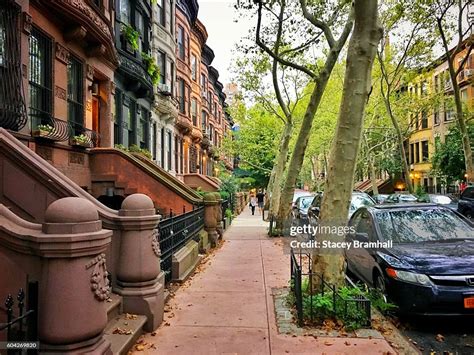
[374,272,388,303]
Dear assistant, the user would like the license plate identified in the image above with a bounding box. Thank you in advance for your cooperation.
[464,297,474,309]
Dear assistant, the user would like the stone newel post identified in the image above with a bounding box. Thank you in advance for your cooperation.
[203,193,219,247]
[214,192,224,239]
[114,194,164,331]
[40,197,112,354]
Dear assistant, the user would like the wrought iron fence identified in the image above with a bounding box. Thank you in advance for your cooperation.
[70,122,100,148]
[157,205,205,284]
[290,249,371,328]
[0,281,38,354]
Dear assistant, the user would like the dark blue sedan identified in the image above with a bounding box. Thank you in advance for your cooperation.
[345,204,474,316]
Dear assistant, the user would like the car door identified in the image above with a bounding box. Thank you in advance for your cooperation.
[459,187,474,218]
[310,194,323,225]
[346,210,377,283]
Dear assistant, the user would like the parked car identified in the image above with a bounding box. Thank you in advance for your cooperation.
[345,204,474,315]
[384,193,418,204]
[425,194,458,211]
[308,191,375,225]
[373,194,389,204]
[292,190,312,209]
[458,186,474,219]
[292,195,315,221]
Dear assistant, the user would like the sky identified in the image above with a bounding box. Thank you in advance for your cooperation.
[197,0,255,86]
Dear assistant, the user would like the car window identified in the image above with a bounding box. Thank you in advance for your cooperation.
[462,187,474,199]
[376,208,473,243]
[300,197,313,209]
[350,195,375,213]
[312,195,322,207]
[355,211,375,240]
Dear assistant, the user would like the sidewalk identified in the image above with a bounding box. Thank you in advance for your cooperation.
[136,207,396,354]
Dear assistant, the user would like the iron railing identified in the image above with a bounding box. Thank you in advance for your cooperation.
[0,1,28,132]
[70,122,100,148]
[30,110,71,141]
[0,281,38,354]
[290,249,371,328]
[157,205,205,284]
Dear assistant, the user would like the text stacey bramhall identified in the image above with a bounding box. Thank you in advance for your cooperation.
[289,239,393,250]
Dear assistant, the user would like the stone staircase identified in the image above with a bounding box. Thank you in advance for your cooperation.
[104,293,147,355]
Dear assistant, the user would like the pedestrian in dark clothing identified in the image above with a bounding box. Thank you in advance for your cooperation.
[256,190,265,215]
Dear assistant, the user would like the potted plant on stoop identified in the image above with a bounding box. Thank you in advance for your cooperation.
[32,124,54,138]
[71,134,90,148]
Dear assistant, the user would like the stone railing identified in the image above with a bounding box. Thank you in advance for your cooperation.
[0,197,113,353]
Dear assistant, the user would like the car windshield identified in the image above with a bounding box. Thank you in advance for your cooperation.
[350,195,375,213]
[299,196,314,209]
[376,208,473,243]
[430,195,452,204]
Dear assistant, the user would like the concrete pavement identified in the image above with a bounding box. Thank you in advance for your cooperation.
[135,207,396,354]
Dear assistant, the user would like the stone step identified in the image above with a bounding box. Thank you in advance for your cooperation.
[106,293,122,323]
[104,313,147,355]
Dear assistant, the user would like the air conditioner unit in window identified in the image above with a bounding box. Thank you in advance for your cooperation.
[158,83,172,96]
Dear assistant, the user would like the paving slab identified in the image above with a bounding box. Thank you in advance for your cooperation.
[134,207,396,355]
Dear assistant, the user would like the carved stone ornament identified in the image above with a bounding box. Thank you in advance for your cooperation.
[55,43,70,64]
[86,253,111,301]
[86,64,95,80]
[55,86,67,101]
[22,12,32,35]
[151,230,161,257]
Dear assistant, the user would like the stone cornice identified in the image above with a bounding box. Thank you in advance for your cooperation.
[202,45,215,66]
[47,0,118,67]
[192,19,208,46]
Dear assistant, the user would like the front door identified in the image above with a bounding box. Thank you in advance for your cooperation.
[92,97,100,146]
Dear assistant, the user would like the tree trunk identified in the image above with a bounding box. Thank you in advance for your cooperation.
[369,155,379,195]
[269,122,293,218]
[311,0,382,289]
[384,97,414,192]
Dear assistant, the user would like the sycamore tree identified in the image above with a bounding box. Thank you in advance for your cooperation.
[239,0,355,229]
[222,102,282,188]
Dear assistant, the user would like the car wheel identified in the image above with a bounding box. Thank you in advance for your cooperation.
[374,272,388,303]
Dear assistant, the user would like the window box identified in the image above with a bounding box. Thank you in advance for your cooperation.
[70,134,90,148]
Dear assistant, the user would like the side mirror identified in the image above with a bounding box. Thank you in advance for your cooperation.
[310,206,320,215]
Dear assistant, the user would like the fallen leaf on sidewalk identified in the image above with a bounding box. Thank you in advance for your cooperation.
[125,313,138,320]
[324,341,333,346]
[112,327,132,335]
[344,341,351,346]
[151,332,156,336]
[435,334,445,342]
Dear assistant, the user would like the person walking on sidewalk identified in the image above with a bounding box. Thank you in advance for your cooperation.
[249,194,257,215]
[256,189,265,216]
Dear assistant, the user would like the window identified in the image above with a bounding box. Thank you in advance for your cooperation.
[119,0,130,24]
[209,124,213,141]
[157,0,165,26]
[136,11,146,53]
[167,131,172,170]
[178,78,185,113]
[168,0,173,33]
[461,88,468,102]
[421,140,429,162]
[174,135,179,173]
[0,15,5,66]
[191,55,197,81]
[29,27,53,121]
[157,51,166,85]
[421,110,428,129]
[200,73,206,90]
[177,25,185,60]
[152,122,157,160]
[415,142,420,163]
[201,110,207,132]
[410,143,414,164]
[138,107,149,149]
[67,55,84,131]
[161,127,165,168]
[434,110,440,125]
[191,98,197,126]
